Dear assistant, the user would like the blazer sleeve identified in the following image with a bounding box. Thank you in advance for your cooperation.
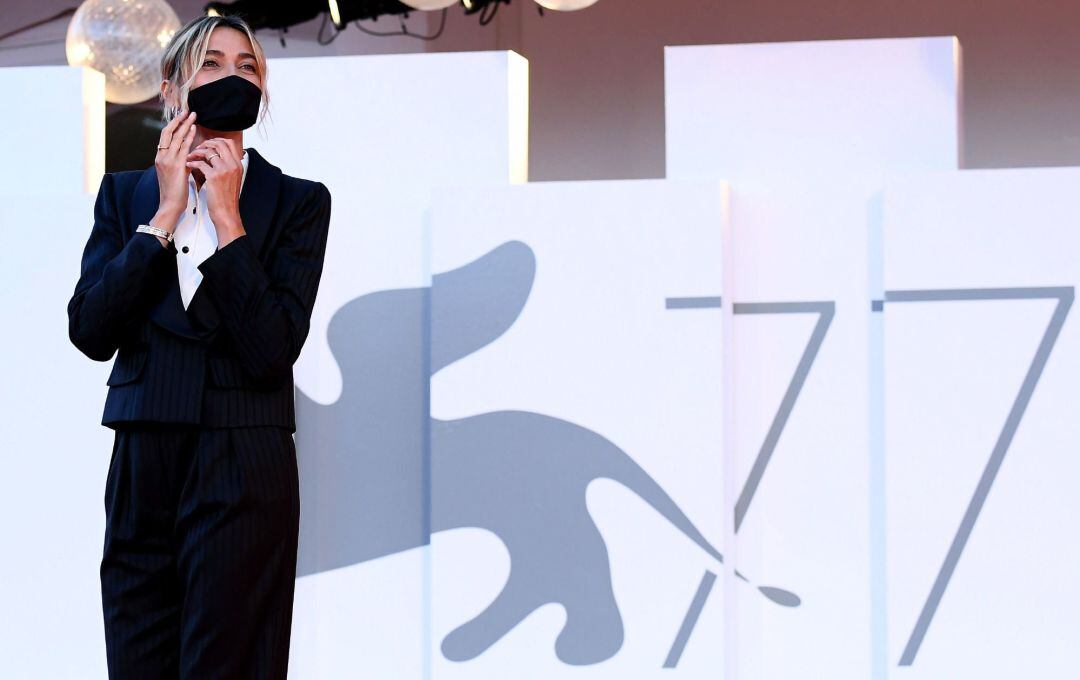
[196,180,332,384]
[67,173,176,361]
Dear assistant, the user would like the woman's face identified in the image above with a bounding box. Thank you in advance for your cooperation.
[163,26,262,110]
[191,27,262,91]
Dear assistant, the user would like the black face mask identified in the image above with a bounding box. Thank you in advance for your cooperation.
[187,74,262,131]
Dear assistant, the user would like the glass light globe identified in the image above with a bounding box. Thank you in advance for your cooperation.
[400,0,458,9]
[65,0,181,105]
[534,0,600,10]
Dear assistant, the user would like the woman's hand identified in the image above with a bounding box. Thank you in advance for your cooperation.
[154,109,198,220]
[186,138,246,247]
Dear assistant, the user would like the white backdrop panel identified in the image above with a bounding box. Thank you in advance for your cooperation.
[665,36,960,182]
[0,64,110,679]
[723,181,877,680]
[249,51,528,679]
[0,194,110,679]
[427,179,733,678]
[0,65,104,195]
[253,50,527,406]
[882,168,1080,679]
[665,36,960,680]
[0,50,527,679]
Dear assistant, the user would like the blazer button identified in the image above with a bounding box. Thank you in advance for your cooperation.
[182,246,189,253]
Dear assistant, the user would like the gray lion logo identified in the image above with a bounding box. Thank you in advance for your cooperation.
[295,240,798,666]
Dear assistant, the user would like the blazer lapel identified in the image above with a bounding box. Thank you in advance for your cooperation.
[135,146,283,341]
[235,147,283,258]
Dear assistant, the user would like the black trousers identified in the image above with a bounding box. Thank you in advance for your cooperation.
[101,423,300,679]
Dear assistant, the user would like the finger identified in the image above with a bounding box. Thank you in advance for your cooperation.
[158,115,180,149]
[180,119,198,156]
[171,111,197,151]
[159,109,191,146]
[157,123,175,149]
[200,140,236,171]
[185,159,212,175]
[159,114,189,155]
[201,139,237,165]
[201,149,222,168]
[211,137,241,164]
[185,149,226,167]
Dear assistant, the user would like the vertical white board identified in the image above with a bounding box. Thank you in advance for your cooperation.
[0,194,111,679]
[665,37,960,679]
[0,65,104,195]
[261,51,528,680]
[0,63,107,679]
[666,37,959,182]
[427,179,734,678]
[882,168,1080,678]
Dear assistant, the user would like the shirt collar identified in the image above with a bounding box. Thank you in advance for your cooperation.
[240,147,250,189]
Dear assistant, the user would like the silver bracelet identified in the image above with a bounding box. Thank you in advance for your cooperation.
[136,223,173,242]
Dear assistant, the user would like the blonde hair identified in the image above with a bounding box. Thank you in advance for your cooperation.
[159,14,271,136]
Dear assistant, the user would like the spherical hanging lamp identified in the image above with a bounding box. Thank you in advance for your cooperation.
[65,0,181,105]
[534,0,601,10]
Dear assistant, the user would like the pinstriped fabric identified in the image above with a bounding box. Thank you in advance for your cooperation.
[67,173,176,362]
[100,324,299,429]
[196,183,332,386]
[101,428,184,678]
[102,333,206,425]
[200,381,295,427]
[69,162,332,434]
[76,151,324,678]
[102,424,299,679]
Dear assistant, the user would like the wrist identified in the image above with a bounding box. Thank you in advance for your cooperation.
[144,212,178,250]
[151,206,183,232]
[216,217,245,247]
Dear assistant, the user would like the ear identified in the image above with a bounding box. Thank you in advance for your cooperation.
[161,79,182,112]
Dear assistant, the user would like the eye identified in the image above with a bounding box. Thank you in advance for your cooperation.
[242,63,257,72]
[202,59,217,67]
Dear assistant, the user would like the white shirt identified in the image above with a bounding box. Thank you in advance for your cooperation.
[174,149,250,309]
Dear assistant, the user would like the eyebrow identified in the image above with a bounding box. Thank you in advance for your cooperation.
[205,49,257,61]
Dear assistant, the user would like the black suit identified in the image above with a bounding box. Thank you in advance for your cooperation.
[68,146,331,430]
[68,147,331,679]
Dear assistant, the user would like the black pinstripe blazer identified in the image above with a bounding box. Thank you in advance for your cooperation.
[67,147,332,432]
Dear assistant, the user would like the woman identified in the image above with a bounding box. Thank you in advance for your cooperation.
[67,14,331,679]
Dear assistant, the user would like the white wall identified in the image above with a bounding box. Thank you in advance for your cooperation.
[2,35,1078,680]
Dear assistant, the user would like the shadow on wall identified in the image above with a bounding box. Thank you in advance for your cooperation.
[294,240,799,665]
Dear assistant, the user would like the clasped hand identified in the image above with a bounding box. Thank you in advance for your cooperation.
[154,110,246,248]
[186,138,245,243]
